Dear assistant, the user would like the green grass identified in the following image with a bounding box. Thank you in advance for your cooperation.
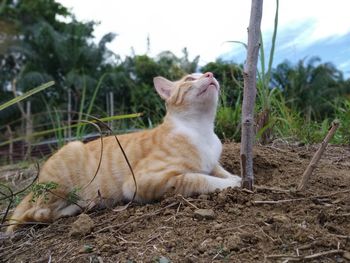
[0,81,55,112]
[0,113,142,147]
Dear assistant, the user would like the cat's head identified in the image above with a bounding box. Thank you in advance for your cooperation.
[153,72,220,116]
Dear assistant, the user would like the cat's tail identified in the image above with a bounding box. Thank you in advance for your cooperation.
[6,192,52,233]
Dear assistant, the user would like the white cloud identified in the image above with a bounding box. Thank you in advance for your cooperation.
[57,0,350,64]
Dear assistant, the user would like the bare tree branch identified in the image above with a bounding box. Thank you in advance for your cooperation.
[240,0,263,190]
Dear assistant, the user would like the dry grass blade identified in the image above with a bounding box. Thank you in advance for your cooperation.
[80,120,104,189]
[76,114,137,212]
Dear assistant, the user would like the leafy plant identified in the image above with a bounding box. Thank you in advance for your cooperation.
[67,187,81,204]
[332,99,350,144]
[31,181,58,202]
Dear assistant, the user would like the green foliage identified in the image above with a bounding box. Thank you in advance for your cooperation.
[31,181,58,202]
[0,81,54,112]
[215,87,242,141]
[332,99,350,144]
[272,58,346,120]
[13,191,26,206]
[67,187,81,205]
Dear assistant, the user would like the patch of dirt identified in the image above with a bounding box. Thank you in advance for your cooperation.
[0,142,349,262]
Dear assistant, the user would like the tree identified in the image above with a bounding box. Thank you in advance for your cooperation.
[0,0,117,127]
[272,57,345,120]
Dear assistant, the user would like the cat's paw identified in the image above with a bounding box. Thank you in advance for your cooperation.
[227,175,241,188]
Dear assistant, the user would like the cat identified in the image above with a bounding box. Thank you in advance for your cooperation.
[6,72,241,233]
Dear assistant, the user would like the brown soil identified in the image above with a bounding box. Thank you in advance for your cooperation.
[0,142,349,263]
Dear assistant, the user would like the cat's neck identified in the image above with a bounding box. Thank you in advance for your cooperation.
[163,110,216,136]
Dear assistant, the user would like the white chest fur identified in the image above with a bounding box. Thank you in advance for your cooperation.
[170,116,222,173]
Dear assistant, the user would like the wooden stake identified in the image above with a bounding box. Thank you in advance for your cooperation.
[240,0,264,190]
[109,91,114,129]
[67,88,72,140]
[6,125,13,164]
[297,120,340,191]
[24,100,33,160]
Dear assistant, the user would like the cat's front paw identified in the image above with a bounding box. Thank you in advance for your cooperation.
[227,175,241,188]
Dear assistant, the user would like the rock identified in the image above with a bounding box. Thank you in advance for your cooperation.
[78,244,93,254]
[212,223,223,230]
[343,251,350,260]
[194,209,216,220]
[197,238,213,253]
[216,236,223,241]
[271,214,291,224]
[158,256,171,263]
[183,206,192,214]
[69,213,94,237]
[198,194,209,200]
[217,192,227,202]
[227,207,241,215]
[226,235,242,251]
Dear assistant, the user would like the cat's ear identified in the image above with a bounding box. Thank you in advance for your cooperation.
[153,77,174,100]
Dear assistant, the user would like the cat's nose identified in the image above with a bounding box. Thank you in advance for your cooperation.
[203,72,213,78]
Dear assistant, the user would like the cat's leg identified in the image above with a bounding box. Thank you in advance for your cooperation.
[6,190,76,233]
[123,172,241,202]
[211,164,241,183]
[54,204,83,219]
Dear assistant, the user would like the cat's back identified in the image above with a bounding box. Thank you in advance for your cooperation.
[82,122,196,168]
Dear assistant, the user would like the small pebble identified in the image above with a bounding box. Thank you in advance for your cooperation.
[69,213,94,237]
[194,209,216,220]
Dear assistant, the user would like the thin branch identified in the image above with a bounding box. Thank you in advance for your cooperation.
[253,198,306,204]
[298,120,340,191]
[253,189,350,205]
[267,249,348,261]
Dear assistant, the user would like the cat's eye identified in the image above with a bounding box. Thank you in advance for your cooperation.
[185,76,195,82]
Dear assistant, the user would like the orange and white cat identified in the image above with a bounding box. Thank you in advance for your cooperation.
[6,72,241,233]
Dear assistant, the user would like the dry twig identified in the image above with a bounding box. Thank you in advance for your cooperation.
[253,198,306,204]
[267,249,349,261]
[298,120,340,191]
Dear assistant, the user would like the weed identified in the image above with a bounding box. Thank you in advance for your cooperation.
[67,186,82,204]
[31,181,58,202]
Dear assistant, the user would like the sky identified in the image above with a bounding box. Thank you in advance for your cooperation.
[57,0,350,76]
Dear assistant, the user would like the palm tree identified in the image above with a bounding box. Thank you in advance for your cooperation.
[272,57,344,120]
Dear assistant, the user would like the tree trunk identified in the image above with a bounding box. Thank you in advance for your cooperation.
[240,0,264,190]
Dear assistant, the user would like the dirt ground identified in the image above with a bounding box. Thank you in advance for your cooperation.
[0,142,349,263]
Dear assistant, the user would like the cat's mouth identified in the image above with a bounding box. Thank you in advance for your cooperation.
[197,82,218,96]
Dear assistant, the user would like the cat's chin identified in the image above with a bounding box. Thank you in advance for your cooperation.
[197,84,218,97]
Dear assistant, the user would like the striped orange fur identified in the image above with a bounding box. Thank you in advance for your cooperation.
[6,72,241,233]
